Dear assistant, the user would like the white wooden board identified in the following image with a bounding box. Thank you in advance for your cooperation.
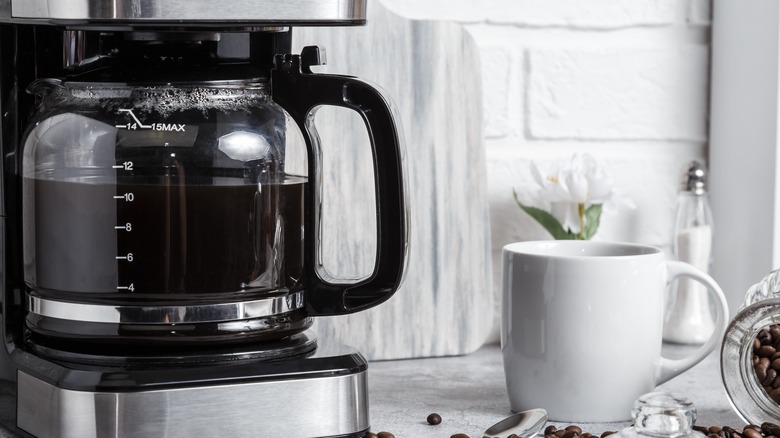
[295,0,492,360]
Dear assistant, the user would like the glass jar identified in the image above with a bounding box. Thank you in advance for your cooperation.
[722,269,780,423]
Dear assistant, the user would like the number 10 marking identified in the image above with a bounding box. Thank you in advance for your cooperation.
[113,193,134,202]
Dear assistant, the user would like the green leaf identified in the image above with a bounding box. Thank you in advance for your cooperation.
[513,190,576,240]
[582,204,603,240]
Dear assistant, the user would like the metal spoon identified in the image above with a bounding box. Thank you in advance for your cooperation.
[482,408,548,438]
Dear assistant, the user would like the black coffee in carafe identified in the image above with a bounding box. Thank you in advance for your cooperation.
[23,176,306,297]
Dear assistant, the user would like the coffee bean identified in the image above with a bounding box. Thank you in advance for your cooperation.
[770,325,780,341]
[765,369,779,387]
[710,434,722,438]
[710,427,723,434]
[562,430,579,438]
[545,426,558,435]
[758,366,769,382]
[694,426,710,434]
[364,433,378,438]
[601,432,616,438]
[377,433,395,438]
[555,430,566,437]
[450,434,470,438]
[426,413,442,425]
[509,435,521,438]
[760,346,777,357]
[566,426,583,434]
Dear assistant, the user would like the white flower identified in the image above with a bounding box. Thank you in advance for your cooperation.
[529,153,633,235]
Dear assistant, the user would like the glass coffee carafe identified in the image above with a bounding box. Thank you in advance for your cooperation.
[20,46,407,349]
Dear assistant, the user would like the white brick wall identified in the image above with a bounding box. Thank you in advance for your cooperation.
[381,0,712,342]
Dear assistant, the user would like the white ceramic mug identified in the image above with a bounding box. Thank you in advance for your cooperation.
[501,240,728,422]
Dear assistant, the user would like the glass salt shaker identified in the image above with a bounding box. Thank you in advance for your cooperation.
[610,392,705,438]
[663,161,716,344]
[722,269,780,424]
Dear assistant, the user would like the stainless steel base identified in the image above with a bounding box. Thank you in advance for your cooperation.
[16,353,369,438]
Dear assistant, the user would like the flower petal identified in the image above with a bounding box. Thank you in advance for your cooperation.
[566,171,589,204]
[588,170,614,202]
[551,202,581,234]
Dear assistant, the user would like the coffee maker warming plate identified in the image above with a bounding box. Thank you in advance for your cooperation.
[14,338,369,438]
[5,0,366,25]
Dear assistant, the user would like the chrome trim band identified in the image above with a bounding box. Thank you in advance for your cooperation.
[18,369,369,438]
[11,0,366,23]
[26,292,304,324]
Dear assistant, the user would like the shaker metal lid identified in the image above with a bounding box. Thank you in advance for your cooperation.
[681,160,708,194]
[4,0,367,27]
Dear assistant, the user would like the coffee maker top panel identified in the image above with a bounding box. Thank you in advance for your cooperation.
[1,0,367,27]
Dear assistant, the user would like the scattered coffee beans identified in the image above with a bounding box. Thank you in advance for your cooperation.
[544,425,617,438]
[548,421,780,438]
[368,419,780,438]
[427,413,442,425]
[753,325,780,403]
[692,423,766,438]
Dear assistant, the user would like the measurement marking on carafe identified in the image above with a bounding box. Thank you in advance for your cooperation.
[116,109,151,129]
[114,223,132,231]
[115,109,185,132]
[117,284,135,292]
[112,162,134,170]
[113,193,134,201]
[116,253,133,262]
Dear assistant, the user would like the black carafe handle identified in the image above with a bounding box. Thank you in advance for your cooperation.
[271,46,407,316]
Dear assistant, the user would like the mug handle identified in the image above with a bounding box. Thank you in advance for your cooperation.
[656,260,730,384]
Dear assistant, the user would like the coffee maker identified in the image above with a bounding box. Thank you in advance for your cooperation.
[0,1,407,437]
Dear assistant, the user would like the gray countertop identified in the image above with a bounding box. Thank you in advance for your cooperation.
[367,343,744,437]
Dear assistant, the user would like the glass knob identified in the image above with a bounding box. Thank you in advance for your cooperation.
[632,392,697,438]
